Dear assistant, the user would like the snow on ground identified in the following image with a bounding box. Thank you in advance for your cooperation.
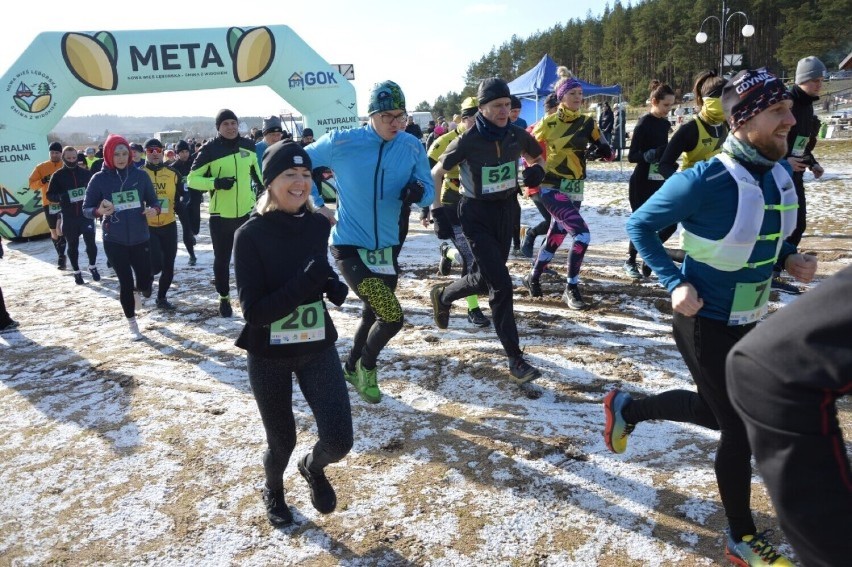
[1,150,850,566]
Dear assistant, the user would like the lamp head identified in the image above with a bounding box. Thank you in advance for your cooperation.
[695,31,709,44]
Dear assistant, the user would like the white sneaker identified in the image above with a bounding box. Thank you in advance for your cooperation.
[127,317,143,341]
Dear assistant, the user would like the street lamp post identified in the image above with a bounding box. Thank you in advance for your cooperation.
[695,0,755,73]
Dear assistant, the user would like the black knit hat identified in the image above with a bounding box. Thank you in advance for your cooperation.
[262,140,312,187]
[143,138,163,149]
[215,108,239,129]
[49,141,62,152]
[477,78,511,106]
[176,140,190,152]
[510,95,522,109]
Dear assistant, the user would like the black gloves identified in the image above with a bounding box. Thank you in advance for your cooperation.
[41,176,51,184]
[643,149,658,164]
[431,206,454,240]
[214,176,236,190]
[419,207,430,221]
[400,180,425,206]
[521,164,545,187]
[324,277,349,306]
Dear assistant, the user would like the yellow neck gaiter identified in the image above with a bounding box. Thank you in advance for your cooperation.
[557,103,583,123]
[700,97,725,125]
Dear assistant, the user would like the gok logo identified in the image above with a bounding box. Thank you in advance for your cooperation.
[288,71,338,91]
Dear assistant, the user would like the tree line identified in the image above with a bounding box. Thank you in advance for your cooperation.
[419,0,851,118]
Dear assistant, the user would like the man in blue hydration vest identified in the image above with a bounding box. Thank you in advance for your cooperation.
[603,68,817,567]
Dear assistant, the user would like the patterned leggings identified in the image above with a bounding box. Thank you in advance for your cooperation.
[530,188,590,283]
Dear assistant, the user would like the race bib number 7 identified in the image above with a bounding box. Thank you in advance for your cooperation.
[728,278,771,326]
[481,162,517,195]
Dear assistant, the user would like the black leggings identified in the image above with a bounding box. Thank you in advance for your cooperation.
[209,214,248,297]
[185,190,204,236]
[332,245,403,371]
[0,285,10,326]
[247,347,353,491]
[627,176,676,263]
[103,240,152,318]
[149,223,178,299]
[62,217,97,272]
[510,192,521,249]
[622,313,756,540]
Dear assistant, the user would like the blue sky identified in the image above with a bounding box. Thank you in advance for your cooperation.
[0,0,612,118]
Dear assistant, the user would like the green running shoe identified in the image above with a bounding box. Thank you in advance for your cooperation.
[354,360,382,403]
[343,363,357,385]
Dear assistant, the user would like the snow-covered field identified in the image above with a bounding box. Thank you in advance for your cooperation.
[1,145,850,566]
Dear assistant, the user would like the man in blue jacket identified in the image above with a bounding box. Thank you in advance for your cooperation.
[603,68,817,566]
[305,80,434,404]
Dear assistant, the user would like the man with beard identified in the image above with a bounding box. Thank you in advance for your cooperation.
[187,109,263,317]
[46,146,98,284]
[603,68,817,566]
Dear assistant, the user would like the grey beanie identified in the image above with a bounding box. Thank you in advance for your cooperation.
[795,56,826,84]
[262,115,282,134]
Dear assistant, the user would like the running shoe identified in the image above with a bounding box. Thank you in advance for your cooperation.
[127,318,143,341]
[623,261,642,280]
[297,454,337,514]
[0,319,20,332]
[156,298,176,310]
[520,230,536,258]
[512,245,522,257]
[467,307,491,327]
[218,297,233,317]
[354,360,381,403]
[770,276,801,295]
[343,363,357,385]
[522,274,542,298]
[73,271,84,285]
[57,255,67,270]
[508,355,541,383]
[724,529,794,566]
[563,286,586,310]
[89,266,101,282]
[641,262,653,278]
[437,242,452,276]
[262,484,293,526]
[188,255,197,266]
[430,285,451,329]
[140,287,152,299]
[603,389,634,454]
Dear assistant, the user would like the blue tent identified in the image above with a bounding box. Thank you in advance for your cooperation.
[508,54,622,125]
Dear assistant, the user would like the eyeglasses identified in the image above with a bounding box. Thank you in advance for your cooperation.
[146,148,163,154]
[379,112,408,125]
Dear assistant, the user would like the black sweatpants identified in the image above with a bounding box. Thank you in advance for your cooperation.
[441,196,521,357]
[209,214,248,297]
[727,265,852,567]
[176,207,196,258]
[185,190,204,236]
[247,346,353,492]
[510,192,521,249]
[622,313,756,540]
[62,216,97,272]
[103,240,152,319]
[149,223,178,299]
[332,245,403,371]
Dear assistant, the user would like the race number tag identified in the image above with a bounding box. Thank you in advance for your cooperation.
[648,163,664,181]
[481,162,517,195]
[358,246,395,275]
[112,190,141,212]
[790,135,808,158]
[559,179,585,200]
[69,187,86,203]
[48,203,61,214]
[728,278,771,326]
[269,301,325,344]
[159,199,170,214]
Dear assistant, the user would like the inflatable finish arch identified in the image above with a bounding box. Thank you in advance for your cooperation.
[0,25,357,239]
